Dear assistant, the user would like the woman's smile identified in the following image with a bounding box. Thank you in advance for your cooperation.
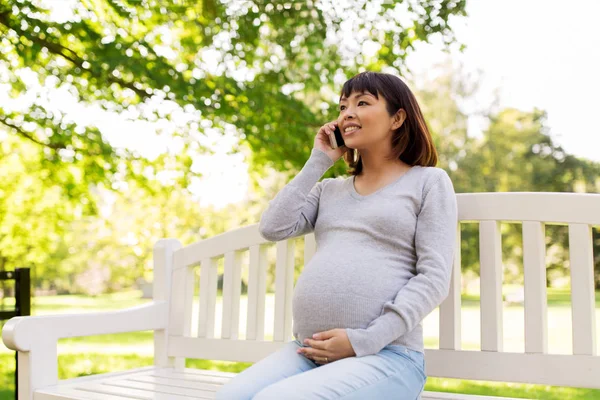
[343,127,360,136]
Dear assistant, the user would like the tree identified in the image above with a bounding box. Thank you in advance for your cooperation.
[0,0,467,281]
[411,64,600,287]
[456,108,600,287]
[0,133,87,286]
[46,178,262,294]
[0,0,467,178]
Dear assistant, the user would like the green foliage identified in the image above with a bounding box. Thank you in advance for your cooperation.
[411,64,600,286]
[0,135,90,282]
[0,0,466,179]
[0,0,467,286]
[455,109,600,285]
[1,1,599,291]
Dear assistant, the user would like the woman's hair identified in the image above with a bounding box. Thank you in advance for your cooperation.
[339,71,437,175]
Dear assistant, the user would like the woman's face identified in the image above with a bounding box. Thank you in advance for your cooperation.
[337,90,399,151]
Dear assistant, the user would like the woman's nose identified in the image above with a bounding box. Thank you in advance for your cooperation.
[342,109,356,119]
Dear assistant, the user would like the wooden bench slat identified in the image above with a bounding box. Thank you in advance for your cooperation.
[71,383,199,400]
[458,192,600,225]
[422,391,531,400]
[479,221,503,352]
[439,224,462,350]
[36,388,132,400]
[221,251,243,339]
[155,240,183,369]
[127,375,219,391]
[169,336,286,362]
[568,223,597,356]
[151,371,230,385]
[426,349,600,389]
[198,257,218,339]
[182,225,269,265]
[59,367,156,385]
[168,253,187,340]
[274,240,294,342]
[246,244,268,341]
[167,250,192,369]
[522,221,548,354]
[106,378,216,398]
[155,367,236,378]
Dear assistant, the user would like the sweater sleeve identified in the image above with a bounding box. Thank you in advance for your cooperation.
[345,170,458,357]
[258,148,334,242]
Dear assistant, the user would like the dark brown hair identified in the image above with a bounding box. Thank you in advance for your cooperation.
[339,71,437,175]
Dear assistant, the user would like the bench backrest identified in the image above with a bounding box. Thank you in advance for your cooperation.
[157,192,600,389]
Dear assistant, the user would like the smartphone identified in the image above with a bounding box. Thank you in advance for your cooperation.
[328,125,345,149]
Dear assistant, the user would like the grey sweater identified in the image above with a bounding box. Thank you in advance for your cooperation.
[258,148,457,357]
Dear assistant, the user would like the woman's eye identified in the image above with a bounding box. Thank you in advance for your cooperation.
[339,102,367,111]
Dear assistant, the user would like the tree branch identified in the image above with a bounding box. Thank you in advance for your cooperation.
[0,10,150,100]
[0,116,66,150]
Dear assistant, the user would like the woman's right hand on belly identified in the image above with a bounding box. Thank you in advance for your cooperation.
[297,328,356,364]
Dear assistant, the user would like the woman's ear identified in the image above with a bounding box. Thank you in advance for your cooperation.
[392,109,407,130]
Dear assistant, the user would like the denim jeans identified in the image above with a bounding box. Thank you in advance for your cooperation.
[215,339,426,399]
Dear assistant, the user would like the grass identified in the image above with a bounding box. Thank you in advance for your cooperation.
[1,289,599,400]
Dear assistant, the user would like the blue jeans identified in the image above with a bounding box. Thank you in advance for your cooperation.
[215,339,426,399]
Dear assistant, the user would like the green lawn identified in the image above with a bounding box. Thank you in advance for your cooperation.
[1,289,599,399]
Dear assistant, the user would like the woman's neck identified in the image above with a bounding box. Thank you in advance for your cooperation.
[358,149,409,179]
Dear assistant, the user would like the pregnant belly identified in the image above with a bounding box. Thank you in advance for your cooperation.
[292,291,385,343]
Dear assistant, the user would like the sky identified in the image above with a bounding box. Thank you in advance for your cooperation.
[4,0,600,208]
[406,0,600,161]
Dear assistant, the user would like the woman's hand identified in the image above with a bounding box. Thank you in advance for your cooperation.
[314,121,348,163]
[297,328,356,365]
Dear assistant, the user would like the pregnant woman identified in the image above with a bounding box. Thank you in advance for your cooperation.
[216,71,457,400]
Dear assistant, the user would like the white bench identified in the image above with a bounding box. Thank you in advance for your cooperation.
[3,192,600,400]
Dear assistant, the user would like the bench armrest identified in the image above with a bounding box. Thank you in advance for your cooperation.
[2,301,167,352]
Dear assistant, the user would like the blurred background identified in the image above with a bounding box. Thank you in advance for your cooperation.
[0,0,599,398]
